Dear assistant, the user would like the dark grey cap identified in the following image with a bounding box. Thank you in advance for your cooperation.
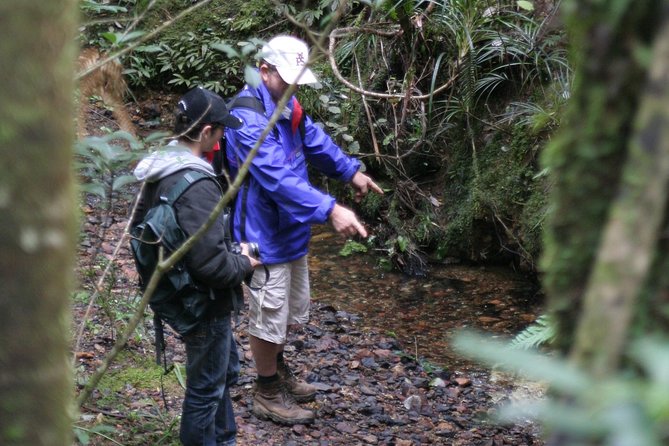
[176,87,242,129]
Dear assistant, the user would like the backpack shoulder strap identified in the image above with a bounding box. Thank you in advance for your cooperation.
[163,170,211,205]
[228,95,265,115]
[229,95,307,142]
[298,113,306,142]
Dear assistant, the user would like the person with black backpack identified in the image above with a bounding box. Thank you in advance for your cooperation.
[131,86,260,446]
[224,36,384,426]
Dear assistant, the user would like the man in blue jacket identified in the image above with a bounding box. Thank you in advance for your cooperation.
[225,35,383,425]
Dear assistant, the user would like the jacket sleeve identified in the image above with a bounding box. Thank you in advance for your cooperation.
[231,112,336,224]
[300,114,361,182]
[174,178,253,289]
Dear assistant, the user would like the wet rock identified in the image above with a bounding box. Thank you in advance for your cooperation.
[361,357,378,368]
[455,377,472,387]
[403,395,422,411]
[412,377,429,388]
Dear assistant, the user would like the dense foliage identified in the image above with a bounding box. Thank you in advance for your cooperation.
[78,0,567,274]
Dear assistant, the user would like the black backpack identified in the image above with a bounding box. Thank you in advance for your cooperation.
[130,170,215,363]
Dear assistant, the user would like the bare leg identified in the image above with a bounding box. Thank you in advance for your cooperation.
[250,335,282,376]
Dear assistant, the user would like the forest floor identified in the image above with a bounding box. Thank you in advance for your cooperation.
[72,96,544,445]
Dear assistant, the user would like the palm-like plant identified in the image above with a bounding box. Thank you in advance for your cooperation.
[433,1,569,126]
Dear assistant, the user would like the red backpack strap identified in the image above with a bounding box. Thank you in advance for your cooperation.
[291,97,304,138]
[205,141,219,163]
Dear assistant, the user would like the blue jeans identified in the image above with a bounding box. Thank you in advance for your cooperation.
[180,315,240,446]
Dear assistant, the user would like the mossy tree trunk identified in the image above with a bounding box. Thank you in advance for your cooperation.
[0,1,78,445]
[542,0,667,368]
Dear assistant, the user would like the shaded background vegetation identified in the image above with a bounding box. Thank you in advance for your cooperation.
[80,0,567,275]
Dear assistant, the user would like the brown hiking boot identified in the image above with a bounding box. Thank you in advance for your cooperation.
[253,378,315,425]
[277,360,317,402]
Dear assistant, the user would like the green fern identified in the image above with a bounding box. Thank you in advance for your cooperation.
[511,313,556,350]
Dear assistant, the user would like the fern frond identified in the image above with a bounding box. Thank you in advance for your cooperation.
[511,313,556,350]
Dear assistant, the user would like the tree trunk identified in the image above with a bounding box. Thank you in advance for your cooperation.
[541,0,662,353]
[571,6,669,375]
[0,1,78,445]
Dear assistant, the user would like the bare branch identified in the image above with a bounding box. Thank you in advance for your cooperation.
[328,26,460,101]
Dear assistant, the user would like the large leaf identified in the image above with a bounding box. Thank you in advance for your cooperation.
[79,182,107,200]
[112,175,138,191]
[244,65,261,87]
[453,331,591,394]
[211,43,239,58]
[144,131,171,144]
[517,1,534,11]
[80,0,126,13]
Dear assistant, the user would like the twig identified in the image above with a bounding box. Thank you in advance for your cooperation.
[73,426,125,446]
[328,26,460,101]
[414,336,419,363]
[353,54,380,162]
[81,405,131,419]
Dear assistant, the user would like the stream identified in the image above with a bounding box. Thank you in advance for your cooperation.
[308,228,544,371]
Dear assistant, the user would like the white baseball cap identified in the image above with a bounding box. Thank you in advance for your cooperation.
[261,35,318,85]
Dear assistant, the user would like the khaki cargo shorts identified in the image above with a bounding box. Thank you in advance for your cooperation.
[247,255,310,344]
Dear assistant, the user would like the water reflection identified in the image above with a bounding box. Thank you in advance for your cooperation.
[309,229,543,370]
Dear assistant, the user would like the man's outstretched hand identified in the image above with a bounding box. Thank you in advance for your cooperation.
[329,203,368,238]
[350,171,384,203]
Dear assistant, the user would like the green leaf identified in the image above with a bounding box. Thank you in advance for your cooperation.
[245,65,261,87]
[79,182,107,200]
[396,235,409,252]
[328,106,341,114]
[511,313,556,349]
[453,331,592,395]
[105,130,138,146]
[496,400,605,436]
[174,364,186,390]
[211,43,239,58]
[101,32,118,45]
[339,240,368,257]
[112,175,138,191]
[630,338,669,387]
[517,1,534,11]
[144,131,170,143]
[82,137,114,163]
[80,0,126,13]
[136,45,162,53]
[73,428,90,445]
[118,31,145,43]
[240,42,257,56]
[347,141,360,154]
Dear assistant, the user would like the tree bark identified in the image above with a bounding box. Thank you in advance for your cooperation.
[571,6,669,375]
[0,1,78,445]
[541,0,661,352]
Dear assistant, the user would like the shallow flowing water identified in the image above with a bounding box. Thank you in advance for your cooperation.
[308,229,543,371]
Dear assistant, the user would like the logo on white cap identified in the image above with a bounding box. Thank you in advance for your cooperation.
[295,52,306,66]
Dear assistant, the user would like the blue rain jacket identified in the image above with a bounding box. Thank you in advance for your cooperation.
[225,81,360,264]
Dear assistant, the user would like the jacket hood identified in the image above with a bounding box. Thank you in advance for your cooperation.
[134,142,215,182]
